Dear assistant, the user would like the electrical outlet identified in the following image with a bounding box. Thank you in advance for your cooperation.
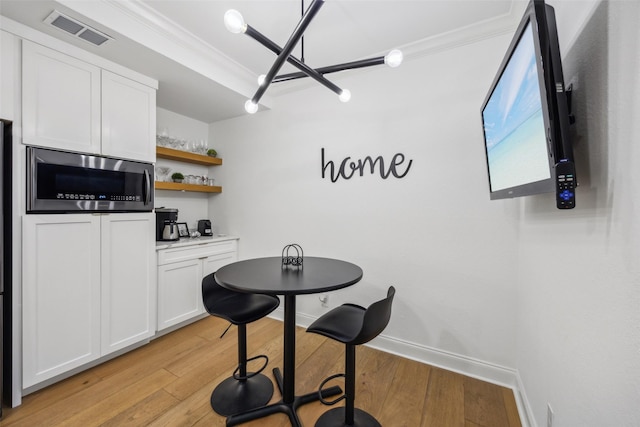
[547,403,554,427]
[318,294,329,307]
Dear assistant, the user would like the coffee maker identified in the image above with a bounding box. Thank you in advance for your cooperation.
[197,219,213,236]
[156,208,179,241]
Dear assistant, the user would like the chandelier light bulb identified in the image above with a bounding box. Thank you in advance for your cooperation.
[224,10,246,34]
[244,100,258,114]
[224,1,402,113]
[339,89,351,103]
[384,49,403,68]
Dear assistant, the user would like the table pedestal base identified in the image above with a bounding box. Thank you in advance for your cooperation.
[225,368,342,426]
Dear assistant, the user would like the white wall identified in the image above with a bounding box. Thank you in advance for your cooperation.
[208,2,640,425]
[209,34,521,375]
[155,107,213,232]
[209,1,640,425]
[516,1,640,426]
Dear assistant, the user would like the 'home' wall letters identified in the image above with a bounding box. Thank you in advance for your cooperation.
[321,148,413,182]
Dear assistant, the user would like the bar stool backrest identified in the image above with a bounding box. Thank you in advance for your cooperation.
[350,286,395,345]
[202,274,239,314]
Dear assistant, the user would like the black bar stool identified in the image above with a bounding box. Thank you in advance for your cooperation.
[202,273,280,416]
[307,286,395,427]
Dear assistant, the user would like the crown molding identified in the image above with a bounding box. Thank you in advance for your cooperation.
[400,1,527,61]
[0,15,158,88]
[57,0,273,107]
[266,1,526,96]
[56,0,524,103]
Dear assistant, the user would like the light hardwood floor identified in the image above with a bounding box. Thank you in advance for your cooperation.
[2,316,521,427]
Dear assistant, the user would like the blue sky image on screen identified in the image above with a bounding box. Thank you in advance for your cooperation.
[482,22,550,192]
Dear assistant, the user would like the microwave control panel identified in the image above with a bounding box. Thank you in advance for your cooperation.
[55,193,142,201]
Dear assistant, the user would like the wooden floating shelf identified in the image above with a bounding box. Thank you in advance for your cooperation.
[156,146,222,166]
[155,181,222,193]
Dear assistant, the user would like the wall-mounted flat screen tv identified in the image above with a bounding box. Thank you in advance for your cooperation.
[480,0,573,200]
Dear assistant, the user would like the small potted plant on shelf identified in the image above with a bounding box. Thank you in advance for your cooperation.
[171,172,184,183]
[207,148,217,157]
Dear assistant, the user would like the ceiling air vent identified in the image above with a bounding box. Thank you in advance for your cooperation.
[44,10,112,46]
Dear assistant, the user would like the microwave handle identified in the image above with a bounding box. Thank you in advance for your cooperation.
[143,169,152,205]
[26,147,36,212]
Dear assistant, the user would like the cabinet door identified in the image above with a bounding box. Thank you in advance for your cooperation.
[203,251,238,277]
[102,70,156,163]
[22,40,101,154]
[157,259,203,331]
[101,213,156,355]
[22,215,101,388]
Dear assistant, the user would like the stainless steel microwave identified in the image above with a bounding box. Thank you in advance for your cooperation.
[26,146,154,213]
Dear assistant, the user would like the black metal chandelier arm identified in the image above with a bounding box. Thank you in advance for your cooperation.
[244,24,343,96]
[273,56,387,83]
[250,0,325,105]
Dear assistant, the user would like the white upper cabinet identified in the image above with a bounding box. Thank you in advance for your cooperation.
[22,40,101,154]
[102,70,156,163]
[22,40,156,162]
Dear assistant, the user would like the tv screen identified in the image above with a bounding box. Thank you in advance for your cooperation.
[481,0,573,200]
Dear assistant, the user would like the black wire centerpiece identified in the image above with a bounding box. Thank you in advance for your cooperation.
[282,244,304,269]
[224,0,403,114]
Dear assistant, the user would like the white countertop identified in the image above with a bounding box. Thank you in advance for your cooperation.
[156,235,238,250]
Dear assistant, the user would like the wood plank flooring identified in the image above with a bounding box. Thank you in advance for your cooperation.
[2,316,521,427]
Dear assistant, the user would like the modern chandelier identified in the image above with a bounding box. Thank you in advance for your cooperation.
[224,0,403,114]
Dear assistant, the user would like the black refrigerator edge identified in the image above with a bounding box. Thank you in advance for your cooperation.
[1,118,13,417]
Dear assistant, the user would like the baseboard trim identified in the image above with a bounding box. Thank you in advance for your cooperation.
[270,310,534,427]
[515,371,536,427]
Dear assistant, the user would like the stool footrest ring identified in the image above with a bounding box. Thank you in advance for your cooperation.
[233,354,269,381]
[318,373,346,406]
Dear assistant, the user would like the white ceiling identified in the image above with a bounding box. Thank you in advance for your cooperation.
[0,0,522,123]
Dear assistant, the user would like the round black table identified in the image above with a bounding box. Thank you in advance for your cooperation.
[215,256,363,426]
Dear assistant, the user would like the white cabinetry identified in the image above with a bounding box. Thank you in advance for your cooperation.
[22,215,101,388]
[101,214,156,355]
[157,239,237,331]
[22,213,155,388]
[101,70,156,162]
[157,258,203,330]
[22,40,156,162]
[22,40,101,154]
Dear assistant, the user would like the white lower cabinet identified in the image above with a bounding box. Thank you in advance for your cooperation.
[157,240,237,331]
[100,214,156,355]
[157,258,203,330]
[22,215,101,389]
[203,251,237,277]
[22,213,155,388]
